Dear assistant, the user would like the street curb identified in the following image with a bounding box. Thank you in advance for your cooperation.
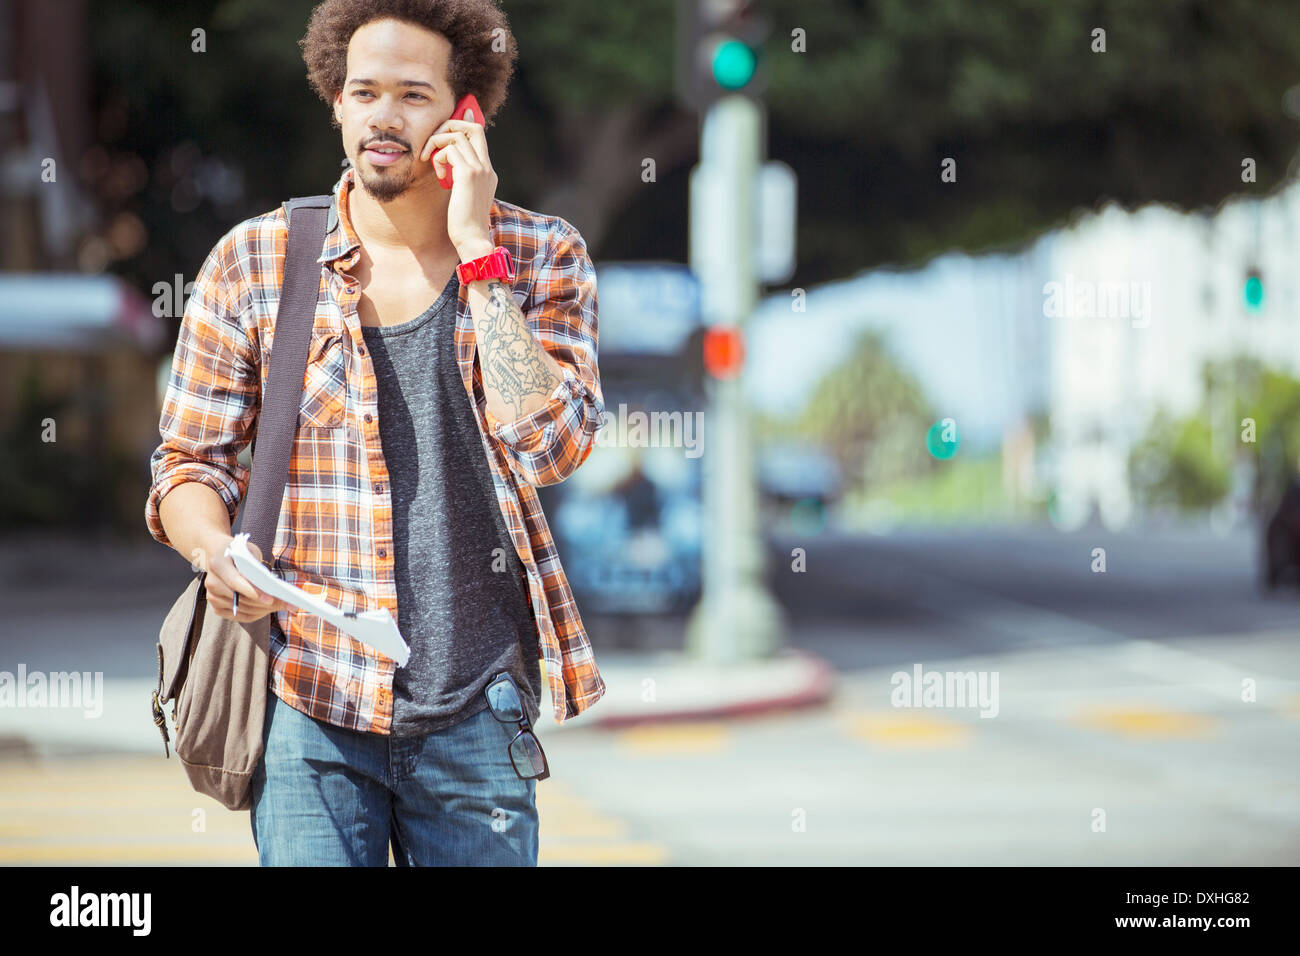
[572,648,838,730]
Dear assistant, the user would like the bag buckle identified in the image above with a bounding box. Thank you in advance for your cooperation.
[151,689,171,758]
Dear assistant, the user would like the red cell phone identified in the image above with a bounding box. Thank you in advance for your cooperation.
[437,93,484,189]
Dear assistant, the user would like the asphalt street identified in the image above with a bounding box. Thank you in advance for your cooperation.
[1,522,1297,865]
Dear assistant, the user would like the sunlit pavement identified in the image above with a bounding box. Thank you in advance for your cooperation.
[3,525,1299,864]
[544,629,1300,865]
[3,626,1297,865]
[0,751,670,866]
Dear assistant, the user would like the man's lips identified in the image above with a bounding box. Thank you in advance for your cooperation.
[363,145,407,166]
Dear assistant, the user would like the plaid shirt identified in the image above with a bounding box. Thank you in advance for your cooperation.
[146,165,606,732]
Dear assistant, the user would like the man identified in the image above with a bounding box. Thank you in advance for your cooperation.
[145,0,606,866]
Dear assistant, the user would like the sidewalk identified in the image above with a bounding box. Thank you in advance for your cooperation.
[0,533,837,753]
[0,647,837,757]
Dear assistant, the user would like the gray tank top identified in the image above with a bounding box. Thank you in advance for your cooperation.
[358,273,542,737]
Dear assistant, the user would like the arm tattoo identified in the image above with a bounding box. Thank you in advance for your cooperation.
[478,280,561,419]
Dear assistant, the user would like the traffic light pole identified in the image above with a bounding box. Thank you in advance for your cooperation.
[685,93,787,663]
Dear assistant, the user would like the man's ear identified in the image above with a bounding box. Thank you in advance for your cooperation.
[332,91,343,126]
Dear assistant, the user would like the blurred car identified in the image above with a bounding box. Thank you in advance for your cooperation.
[757,441,843,527]
[541,261,706,616]
[1260,476,1300,591]
[551,474,701,615]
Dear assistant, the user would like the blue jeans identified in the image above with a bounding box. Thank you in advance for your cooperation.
[249,687,538,866]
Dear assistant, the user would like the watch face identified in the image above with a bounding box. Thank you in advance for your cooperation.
[496,247,516,281]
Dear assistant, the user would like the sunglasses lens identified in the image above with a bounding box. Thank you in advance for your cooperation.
[509,732,547,776]
[487,679,523,721]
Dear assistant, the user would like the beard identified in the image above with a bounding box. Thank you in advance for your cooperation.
[355,156,412,203]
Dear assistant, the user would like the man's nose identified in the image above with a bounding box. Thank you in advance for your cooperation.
[367,99,404,132]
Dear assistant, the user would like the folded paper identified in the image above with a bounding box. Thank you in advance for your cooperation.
[224,533,411,667]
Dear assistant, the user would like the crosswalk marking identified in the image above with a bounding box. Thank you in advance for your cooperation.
[536,778,669,865]
[540,843,668,864]
[839,710,972,746]
[615,722,732,754]
[0,843,258,864]
[0,755,668,866]
[1070,705,1214,737]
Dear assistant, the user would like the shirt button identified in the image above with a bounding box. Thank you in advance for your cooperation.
[364,413,372,423]
[358,345,366,355]
[377,548,387,558]
[374,482,384,492]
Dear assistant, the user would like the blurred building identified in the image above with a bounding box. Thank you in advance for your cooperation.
[748,173,1300,530]
[746,231,1054,523]
[1043,180,1300,530]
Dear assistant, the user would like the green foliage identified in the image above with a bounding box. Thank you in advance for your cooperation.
[790,329,934,495]
[762,0,1300,280]
[1130,357,1300,514]
[87,0,1300,297]
[513,1,676,110]
[863,454,1009,523]
[0,366,130,532]
[1129,410,1229,512]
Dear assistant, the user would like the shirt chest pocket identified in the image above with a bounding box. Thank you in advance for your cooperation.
[298,331,348,429]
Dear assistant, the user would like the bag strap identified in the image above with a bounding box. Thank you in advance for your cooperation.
[232,194,332,561]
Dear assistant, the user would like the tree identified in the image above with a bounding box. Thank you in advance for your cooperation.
[88,0,1300,295]
[781,329,934,496]
[1129,409,1229,512]
[1129,357,1300,515]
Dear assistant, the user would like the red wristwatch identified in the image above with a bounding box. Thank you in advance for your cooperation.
[457,245,516,284]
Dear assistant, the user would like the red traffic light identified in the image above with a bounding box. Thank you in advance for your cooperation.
[703,325,744,379]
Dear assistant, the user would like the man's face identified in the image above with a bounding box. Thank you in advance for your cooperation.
[333,18,455,202]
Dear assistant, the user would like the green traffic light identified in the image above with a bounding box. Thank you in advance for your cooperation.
[711,38,756,89]
[1244,273,1265,312]
[925,420,959,460]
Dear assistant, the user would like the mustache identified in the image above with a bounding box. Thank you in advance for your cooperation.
[360,138,411,151]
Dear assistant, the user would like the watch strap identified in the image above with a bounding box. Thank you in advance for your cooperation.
[457,245,516,284]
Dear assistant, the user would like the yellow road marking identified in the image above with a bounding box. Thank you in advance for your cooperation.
[0,819,250,836]
[841,710,972,746]
[0,843,258,863]
[1,757,670,866]
[1071,705,1214,737]
[615,722,732,754]
[534,817,627,839]
[539,843,669,865]
[0,800,237,812]
[536,779,669,864]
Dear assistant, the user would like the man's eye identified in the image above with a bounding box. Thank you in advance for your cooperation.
[352,91,426,100]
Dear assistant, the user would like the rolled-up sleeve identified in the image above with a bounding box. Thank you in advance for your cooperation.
[483,224,604,487]
[144,235,260,550]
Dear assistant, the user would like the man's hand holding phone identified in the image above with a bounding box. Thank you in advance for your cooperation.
[419,94,497,257]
